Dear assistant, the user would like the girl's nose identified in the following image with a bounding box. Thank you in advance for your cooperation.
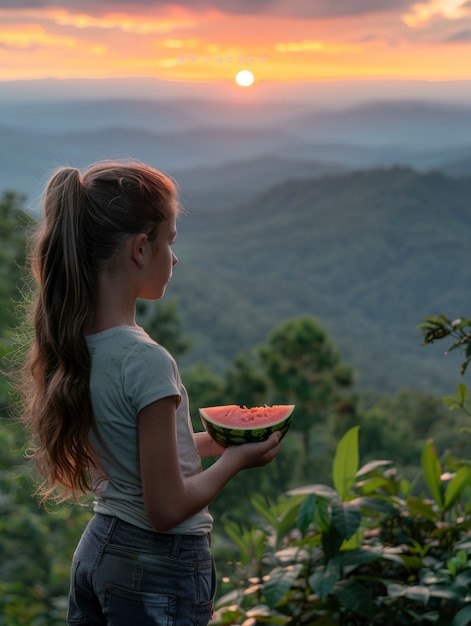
[172,252,178,266]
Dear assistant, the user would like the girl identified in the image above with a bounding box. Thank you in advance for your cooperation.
[17,161,282,625]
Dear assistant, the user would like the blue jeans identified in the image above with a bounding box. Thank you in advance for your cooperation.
[67,513,216,625]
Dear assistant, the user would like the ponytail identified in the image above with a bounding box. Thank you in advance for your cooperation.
[37,167,94,353]
[17,161,178,502]
[25,167,96,501]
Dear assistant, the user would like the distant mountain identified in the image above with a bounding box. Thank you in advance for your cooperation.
[0,99,471,209]
[290,100,471,149]
[3,97,471,208]
[164,167,470,395]
[0,98,313,133]
[0,123,300,206]
[176,156,346,210]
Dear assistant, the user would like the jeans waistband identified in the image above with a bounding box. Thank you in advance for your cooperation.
[93,513,210,558]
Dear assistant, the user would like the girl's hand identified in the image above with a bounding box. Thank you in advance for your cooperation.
[139,397,282,532]
[222,431,282,470]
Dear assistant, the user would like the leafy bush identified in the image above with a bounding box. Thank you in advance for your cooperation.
[212,426,471,625]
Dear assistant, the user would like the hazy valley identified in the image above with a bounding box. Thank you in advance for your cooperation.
[1,95,470,394]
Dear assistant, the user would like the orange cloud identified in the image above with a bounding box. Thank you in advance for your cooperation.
[45,7,196,34]
[0,23,78,49]
[403,0,471,27]
[0,3,471,84]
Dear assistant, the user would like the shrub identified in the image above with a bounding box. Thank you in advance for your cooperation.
[212,426,471,625]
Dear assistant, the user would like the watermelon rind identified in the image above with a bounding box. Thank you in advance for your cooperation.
[198,405,295,447]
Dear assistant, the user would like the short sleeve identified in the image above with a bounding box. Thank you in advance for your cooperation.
[124,342,182,413]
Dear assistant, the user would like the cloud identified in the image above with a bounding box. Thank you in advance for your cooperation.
[0,0,414,19]
[0,23,78,49]
[447,27,471,39]
[403,0,471,26]
[274,39,361,53]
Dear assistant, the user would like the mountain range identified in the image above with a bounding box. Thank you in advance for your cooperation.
[1,95,470,395]
[167,166,470,395]
[2,97,471,210]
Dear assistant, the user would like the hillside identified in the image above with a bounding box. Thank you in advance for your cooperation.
[3,97,471,210]
[164,167,470,394]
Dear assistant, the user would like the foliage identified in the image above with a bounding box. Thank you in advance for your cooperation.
[257,316,354,481]
[258,316,354,431]
[419,315,471,454]
[1,184,470,623]
[419,315,471,378]
[136,298,193,358]
[0,191,33,408]
[0,192,32,327]
[0,416,92,625]
[212,426,471,625]
[173,168,470,394]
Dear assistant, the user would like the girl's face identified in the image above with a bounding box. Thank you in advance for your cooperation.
[139,215,178,301]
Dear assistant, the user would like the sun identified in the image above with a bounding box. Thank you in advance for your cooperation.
[235,69,255,87]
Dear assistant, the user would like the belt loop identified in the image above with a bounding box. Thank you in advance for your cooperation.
[171,534,182,558]
[107,515,119,540]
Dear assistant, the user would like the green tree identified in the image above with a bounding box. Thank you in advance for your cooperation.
[223,352,268,408]
[0,191,31,336]
[136,298,192,358]
[0,417,92,625]
[258,315,354,480]
[0,191,33,412]
[183,363,225,431]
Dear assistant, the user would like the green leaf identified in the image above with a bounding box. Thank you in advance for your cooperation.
[223,520,248,555]
[451,606,471,626]
[333,579,375,616]
[297,494,316,535]
[338,546,383,568]
[354,495,396,516]
[356,476,390,495]
[456,383,468,405]
[288,484,337,499]
[263,564,303,608]
[386,583,431,605]
[406,496,436,521]
[444,466,471,511]
[333,426,359,500]
[308,560,339,601]
[276,503,302,548]
[341,531,361,550]
[250,493,278,528]
[322,522,345,562]
[403,585,430,605]
[421,439,443,509]
[222,522,267,568]
[400,478,411,496]
[245,607,291,625]
[331,499,361,540]
[442,396,464,410]
[355,459,393,478]
[315,498,332,532]
[421,315,451,326]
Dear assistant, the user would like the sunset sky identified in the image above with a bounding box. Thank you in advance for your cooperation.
[2,0,471,96]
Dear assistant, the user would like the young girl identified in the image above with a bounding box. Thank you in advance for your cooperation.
[17,161,282,625]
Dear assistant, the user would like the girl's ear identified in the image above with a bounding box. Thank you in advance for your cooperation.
[130,233,148,269]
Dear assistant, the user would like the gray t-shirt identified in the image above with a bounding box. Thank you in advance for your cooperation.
[85,325,213,535]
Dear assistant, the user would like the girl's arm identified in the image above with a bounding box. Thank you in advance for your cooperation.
[138,396,282,532]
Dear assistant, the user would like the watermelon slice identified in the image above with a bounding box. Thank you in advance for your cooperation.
[199,404,295,447]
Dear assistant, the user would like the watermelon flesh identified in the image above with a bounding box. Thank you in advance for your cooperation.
[199,404,295,447]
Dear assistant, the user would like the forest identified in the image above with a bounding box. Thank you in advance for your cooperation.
[1,167,471,625]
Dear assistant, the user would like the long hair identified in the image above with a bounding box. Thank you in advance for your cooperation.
[17,161,178,502]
